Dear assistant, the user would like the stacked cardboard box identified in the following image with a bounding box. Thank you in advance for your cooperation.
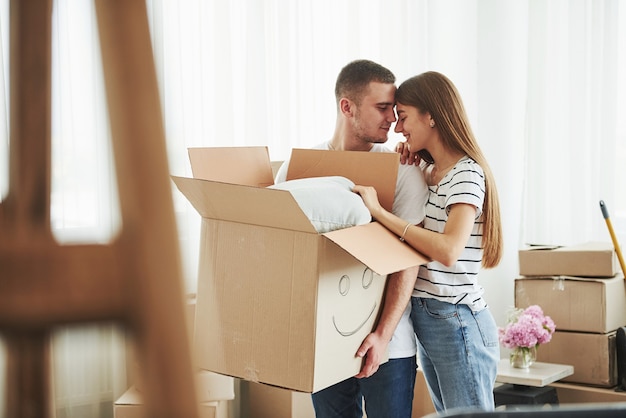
[515,242,624,394]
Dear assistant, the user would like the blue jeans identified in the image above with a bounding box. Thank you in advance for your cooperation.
[410,297,499,412]
[311,356,417,418]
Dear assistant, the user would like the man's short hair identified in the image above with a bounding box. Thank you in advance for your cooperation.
[335,59,396,105]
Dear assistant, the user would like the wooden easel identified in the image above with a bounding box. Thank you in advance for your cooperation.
[0,1,198,417]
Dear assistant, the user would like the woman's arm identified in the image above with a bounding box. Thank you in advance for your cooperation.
[353,185,476,267]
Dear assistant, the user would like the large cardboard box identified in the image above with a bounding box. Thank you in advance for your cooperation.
[518,242,618,277]
[515,276,626,333]
[536,331,617,387]
[172,147,428,393]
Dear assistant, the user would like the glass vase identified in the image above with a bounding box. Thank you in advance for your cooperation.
[510,346,537,369]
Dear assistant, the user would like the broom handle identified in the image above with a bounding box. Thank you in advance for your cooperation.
[600,200,626,279]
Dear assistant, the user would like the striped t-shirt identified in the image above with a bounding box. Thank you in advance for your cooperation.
[413,156,487,312]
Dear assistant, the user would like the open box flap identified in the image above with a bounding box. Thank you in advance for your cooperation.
[285,149,399,212]
[518,274,624,282]
[323,222,429,275]
[188,146,275,187]
[522,242,614,252]
[171,176,317,233]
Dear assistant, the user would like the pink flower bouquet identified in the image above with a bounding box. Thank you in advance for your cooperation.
[498,305,556,349]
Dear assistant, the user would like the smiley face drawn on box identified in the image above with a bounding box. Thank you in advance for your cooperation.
[331,267,382,337]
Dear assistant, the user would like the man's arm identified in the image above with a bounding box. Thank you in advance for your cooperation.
[354,264,419,378]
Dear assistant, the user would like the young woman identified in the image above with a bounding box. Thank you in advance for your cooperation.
[353,71,503,412]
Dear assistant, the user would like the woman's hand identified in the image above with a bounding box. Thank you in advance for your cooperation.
[353,185,384,219]
[395,141,420,166]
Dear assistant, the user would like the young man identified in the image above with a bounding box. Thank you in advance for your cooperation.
[275,60,428,418]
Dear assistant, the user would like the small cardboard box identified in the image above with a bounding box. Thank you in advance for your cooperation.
[536,331,617,387]
[113,386,144,418]
[194,369,236,402]
[135,369,235,403]
[241,381,315,418]
[172,147,428,393]
[113,385,229,418]
[515,275,626,333]
[518,242,618,277]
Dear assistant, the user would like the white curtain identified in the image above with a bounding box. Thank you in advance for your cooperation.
[1,1,625,417]
[522,0,625,246]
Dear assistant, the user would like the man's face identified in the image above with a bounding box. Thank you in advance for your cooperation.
[352,82,397,145]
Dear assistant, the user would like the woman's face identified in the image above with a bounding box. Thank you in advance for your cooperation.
[394,103,433,152]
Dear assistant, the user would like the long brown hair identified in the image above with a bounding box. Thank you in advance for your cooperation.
[396,71,502,268]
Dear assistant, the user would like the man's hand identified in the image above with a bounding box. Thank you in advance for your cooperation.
[395,141,420,165]
[354,332,388,379]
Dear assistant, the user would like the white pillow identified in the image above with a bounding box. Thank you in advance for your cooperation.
[268,176,371,233]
